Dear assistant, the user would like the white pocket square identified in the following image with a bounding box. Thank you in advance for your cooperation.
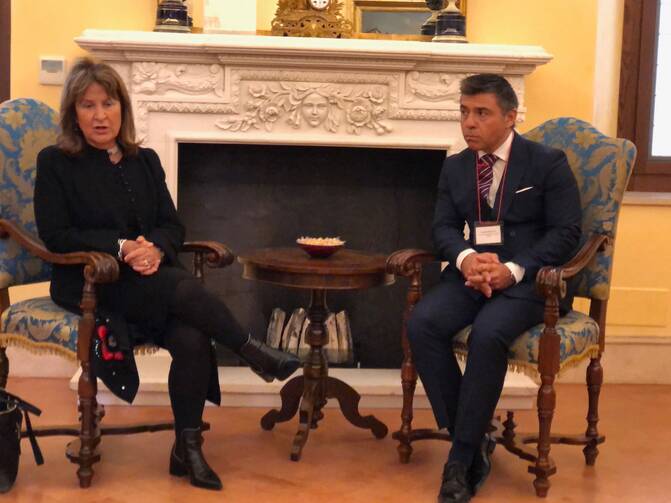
[515,186,534,194]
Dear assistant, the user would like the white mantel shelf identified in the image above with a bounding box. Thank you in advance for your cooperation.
[76,30,551,69]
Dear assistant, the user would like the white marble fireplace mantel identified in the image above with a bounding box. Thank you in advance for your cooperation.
[71,29,551,408]
[76,29,552,201]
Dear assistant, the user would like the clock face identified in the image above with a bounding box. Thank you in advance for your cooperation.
[309,0,331,10]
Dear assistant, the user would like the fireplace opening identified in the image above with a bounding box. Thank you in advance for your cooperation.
[177,143,445,368]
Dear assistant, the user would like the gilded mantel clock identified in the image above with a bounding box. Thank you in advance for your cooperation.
[271,0,353,38]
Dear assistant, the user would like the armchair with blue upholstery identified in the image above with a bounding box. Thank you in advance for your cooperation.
[0,98,233,488]
[386,118,636,497]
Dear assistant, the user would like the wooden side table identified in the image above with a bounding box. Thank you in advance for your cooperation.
[238,247,394,461]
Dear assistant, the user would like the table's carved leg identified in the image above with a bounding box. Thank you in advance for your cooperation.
[311,375,328,429]
[288,288,328,460]
[260,376,304,430]
[327,377,388,439]
[290,378,318,461]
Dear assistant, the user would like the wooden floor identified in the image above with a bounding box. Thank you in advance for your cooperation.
[3,378,670,503]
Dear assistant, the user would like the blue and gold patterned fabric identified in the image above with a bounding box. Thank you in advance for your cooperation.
[454,310,600,375]
[1,297,79,358]
[0,98,58,289]
[0,98,79,358]
[524,118,636,301]
[454,118,635,377]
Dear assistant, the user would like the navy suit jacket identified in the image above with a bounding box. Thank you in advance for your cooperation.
[432,132,582,306]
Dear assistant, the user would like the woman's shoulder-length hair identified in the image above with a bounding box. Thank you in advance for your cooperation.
[57,57,140,157]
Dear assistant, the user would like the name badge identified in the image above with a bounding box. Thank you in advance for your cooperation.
[474,222,504,246]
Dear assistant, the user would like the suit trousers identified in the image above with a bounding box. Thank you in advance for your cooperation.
[407,273,544,451]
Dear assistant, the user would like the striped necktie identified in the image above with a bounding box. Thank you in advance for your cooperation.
[477,153,497,201]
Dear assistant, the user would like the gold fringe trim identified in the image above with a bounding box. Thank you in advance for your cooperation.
[0,334,161,361]
[0,334,77,361]
[133,344,160,356]
[454,345,601,381]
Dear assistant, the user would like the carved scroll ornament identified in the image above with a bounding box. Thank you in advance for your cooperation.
[405,72,466,104]
[131,62,225,97]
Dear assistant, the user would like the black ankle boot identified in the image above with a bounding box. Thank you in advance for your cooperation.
[169,428,222,491]
[238,336,301,383]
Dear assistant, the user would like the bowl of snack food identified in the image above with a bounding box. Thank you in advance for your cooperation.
[296,236,345,258]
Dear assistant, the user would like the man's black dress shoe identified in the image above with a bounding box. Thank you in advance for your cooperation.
[468,433,496,495]
[238,335,301,382]
[438,461,471,503]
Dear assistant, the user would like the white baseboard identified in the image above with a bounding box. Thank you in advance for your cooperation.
[11,335,670,411]
[5,346,77,378]
[557,335,671,384]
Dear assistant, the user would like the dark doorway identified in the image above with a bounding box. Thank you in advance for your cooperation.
[0,0,10,102]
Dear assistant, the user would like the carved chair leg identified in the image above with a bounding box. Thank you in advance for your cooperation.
[502,410,517,445]
[531,272,565,497]
[0,347,8,389]
[70,280,101,488]
[397,344,417,464]
[530,372,558,498]
[584,355,603,465]
[75,359,100,488]
[394,264,424,464]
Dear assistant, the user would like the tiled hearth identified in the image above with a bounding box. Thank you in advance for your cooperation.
[72,350,539,410]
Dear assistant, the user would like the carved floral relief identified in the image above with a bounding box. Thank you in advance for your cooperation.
[215,83,392,135]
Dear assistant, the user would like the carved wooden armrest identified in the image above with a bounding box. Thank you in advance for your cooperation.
[0,219,119,284]
[181,240,234,281]
[534,234,609,376]
[181,240,234,268]
[386,248,437,277]
[535,234,609,300]
[1,218,119,363]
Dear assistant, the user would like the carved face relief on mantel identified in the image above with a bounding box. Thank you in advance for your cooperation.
[215,83,392,135]
[300,92,329,127]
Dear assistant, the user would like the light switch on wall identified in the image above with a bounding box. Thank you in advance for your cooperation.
[39,57,66,85]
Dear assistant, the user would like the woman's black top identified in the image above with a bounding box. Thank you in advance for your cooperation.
[34,144,186,327]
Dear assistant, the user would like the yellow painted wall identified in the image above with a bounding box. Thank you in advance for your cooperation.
[8,0,671,339]
[12,0,598,128]
[10,0,155,110]
[465,0,597,131]
[257,0,276,32]
[605,204,671,336]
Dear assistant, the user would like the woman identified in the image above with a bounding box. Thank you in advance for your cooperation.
[34,58,300,491]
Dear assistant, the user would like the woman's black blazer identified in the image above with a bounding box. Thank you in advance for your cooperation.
[34,144,185,314]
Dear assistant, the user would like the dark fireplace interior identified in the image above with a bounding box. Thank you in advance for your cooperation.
[177,143,445,368]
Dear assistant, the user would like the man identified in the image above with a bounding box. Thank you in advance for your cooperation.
[407,74,582,502]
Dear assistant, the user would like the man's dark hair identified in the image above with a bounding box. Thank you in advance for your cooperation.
[460,74,519,113]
